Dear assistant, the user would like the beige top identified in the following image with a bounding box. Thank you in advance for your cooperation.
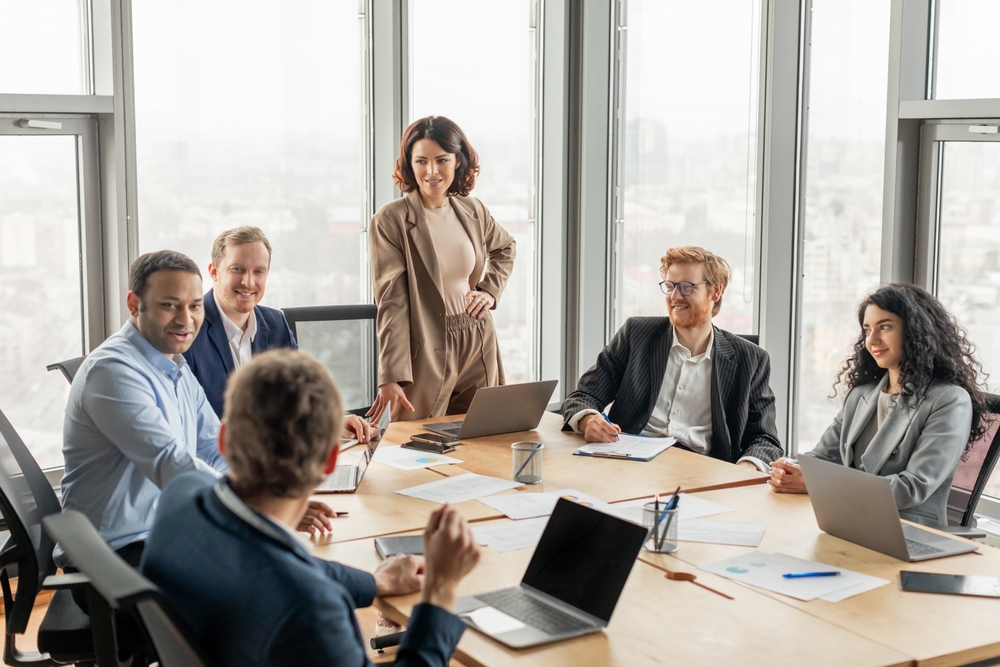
[423,203,477,315]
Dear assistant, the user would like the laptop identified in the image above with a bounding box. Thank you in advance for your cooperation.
[453,497,648,648]
[340,404,392,451]
[798,455,979,562]
[423,380,558,439]
[315,437,380,493]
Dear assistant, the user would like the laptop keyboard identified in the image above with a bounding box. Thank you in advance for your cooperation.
[906,537,944,557]
[316,465,354,491]
[476,588,592,636]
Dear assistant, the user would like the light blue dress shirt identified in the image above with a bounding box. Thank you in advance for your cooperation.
[60,321,228,556]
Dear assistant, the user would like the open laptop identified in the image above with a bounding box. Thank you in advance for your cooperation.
[453,497,648,649]
[340,404,392,451]
[423,380,558,439]
[799,455,978,562]
[315,437,380,493]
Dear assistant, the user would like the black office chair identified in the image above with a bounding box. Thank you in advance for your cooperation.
[46,356,86,384]
[282,304,379,415]
[737,333,759,346]
[943,393,1000,539]
[0,406,96,666]
[43,511,215,667]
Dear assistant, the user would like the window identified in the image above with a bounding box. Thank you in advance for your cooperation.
[618,0,762,334]
[0,1,88,95]
[410,0,538,383]
[934,0,1000,100]
[132,0,366,308]
[795,0,891,451]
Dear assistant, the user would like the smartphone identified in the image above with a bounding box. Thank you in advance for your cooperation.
[401,439,457,454]
[410,433,460,448]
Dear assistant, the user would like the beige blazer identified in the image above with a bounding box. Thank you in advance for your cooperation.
[369,191,516,417]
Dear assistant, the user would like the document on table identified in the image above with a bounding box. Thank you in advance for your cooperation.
[395,473,522,505]
[478,488,611,520]
[574,434,676,461]
[373,445,463,471]
[473,517,549,552]
[607,493,735,525]
[700,551,889,602]
[677,519,766,547]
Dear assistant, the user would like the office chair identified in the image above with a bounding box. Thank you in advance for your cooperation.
[45,356,86,384]
[943,393,1000,539]
[282,304,379,415]
[0,406,96,666]
[737,333,760,346]
[43,511,215,667]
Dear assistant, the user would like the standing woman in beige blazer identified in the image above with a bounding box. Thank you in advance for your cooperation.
[366,116,516,421]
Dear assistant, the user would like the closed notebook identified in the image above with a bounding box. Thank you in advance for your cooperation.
[375,535,424,560]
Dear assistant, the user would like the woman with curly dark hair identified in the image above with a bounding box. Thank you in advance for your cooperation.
[769,283,988,526]
[366,116,516,421]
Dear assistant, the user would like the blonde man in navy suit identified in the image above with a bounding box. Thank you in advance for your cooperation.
[771,284,989,527]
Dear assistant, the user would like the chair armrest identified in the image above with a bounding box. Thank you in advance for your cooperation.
[370,632,405,651]
[938,525,987,540]
[42,572,91,589]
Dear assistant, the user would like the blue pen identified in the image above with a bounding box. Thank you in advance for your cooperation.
[601,412,620,441]
[782,571,841,579]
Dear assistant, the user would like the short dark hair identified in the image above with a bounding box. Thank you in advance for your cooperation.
[128,251,202,300]
[393,116,480,197]
[223,350,344,499]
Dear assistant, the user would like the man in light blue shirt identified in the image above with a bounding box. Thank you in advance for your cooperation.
[59,251,229,565]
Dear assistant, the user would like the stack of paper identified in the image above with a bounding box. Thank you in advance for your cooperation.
[373,445,463,471]
[607,493,735,524]
[574,434,676,461]
[699,551,889,602]
[472,517,549,553]
[478,488,611,520]
[395,473,521,505]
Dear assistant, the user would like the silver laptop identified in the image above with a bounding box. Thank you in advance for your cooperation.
[315,437,380,493]
[454,497,648,649]
[423,380,558,439]
[799,455,978,562]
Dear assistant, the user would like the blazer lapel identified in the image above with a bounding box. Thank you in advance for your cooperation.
[710,328,736,456]
[205,290,235,374]
[860,384,912,474]
[841,377,886,463]
[404,190,447,301]
[645,325,674,418]
[251,306,268,354]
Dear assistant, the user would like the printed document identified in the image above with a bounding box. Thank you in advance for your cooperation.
[395,473,522,505]
[575,434,676,461]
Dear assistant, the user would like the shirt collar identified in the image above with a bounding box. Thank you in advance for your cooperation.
[213,479,314,554]
[219,305,257,345]
[671,327,715,362]
[121,321,186,379]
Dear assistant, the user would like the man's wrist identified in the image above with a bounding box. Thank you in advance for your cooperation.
[421,581,458,611]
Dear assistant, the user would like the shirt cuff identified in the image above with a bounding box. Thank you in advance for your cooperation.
[568,409,601,434]
[737,455,770,473]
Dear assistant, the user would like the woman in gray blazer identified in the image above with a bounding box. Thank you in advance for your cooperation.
[770,284,988,526]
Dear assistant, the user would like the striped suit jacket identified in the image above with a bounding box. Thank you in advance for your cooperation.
[561,317,783,464]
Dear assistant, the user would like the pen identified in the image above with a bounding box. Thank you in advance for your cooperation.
[601,412,620,442]
[591,452,630,459]
[665,486,681,510]
[782,571,840,579]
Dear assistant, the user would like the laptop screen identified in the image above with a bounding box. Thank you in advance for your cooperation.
[521,497,648,623]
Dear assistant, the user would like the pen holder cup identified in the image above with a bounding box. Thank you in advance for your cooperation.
[511,441,544,484]
[642,504,678,553]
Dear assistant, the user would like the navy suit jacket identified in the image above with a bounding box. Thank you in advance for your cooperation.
[561,317,783,464]
[141,471,466,667]
[183,289,298,417]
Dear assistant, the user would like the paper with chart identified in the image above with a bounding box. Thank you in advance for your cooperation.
[607,493,735,525]
[478,488,611,520]
[373,445,463,471]
[395,473,522,505]
[700,551,890,602]
[473,517,549,552]
[676,519,766,547]
[575,434,676,461]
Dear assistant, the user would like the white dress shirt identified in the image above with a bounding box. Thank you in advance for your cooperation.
[219,308,257,370]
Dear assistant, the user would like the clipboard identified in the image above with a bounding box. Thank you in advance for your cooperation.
[574,435,676,462]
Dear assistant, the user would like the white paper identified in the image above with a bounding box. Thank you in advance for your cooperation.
[395,473,522,505]
[608,493,735,525]
[478,488,611,520]
[699,551,890,602]
[373,445,463,471]
[576,434,676,460]
[463,606,525,634]
[677,519,766,547]
[472,517,549,552]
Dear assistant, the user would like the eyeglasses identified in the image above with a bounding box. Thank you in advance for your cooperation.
[659,280,708,296]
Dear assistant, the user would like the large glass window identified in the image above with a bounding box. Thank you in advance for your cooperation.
[410,0,537,384]
[0,135,84,469]
[934,0,1000,100]
[796,0,890,451]
[132,1,365,309]
[0,1,87,95]
[936,139,1000,497]
[618,0,762,334]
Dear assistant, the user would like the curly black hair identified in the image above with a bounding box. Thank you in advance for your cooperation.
[834,283,989,451]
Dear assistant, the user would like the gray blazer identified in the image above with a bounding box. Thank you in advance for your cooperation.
[803,376,973,526]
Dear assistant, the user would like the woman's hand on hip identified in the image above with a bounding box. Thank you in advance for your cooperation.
[367,382,414,422]
[465,290,495,319]
[769,457,807,494]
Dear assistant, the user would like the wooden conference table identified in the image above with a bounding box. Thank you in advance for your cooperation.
[311,412,998,667]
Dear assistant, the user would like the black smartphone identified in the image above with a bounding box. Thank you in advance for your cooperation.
[900,571,1000,598]
[400,439,457,454]
[410,433,460,447]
